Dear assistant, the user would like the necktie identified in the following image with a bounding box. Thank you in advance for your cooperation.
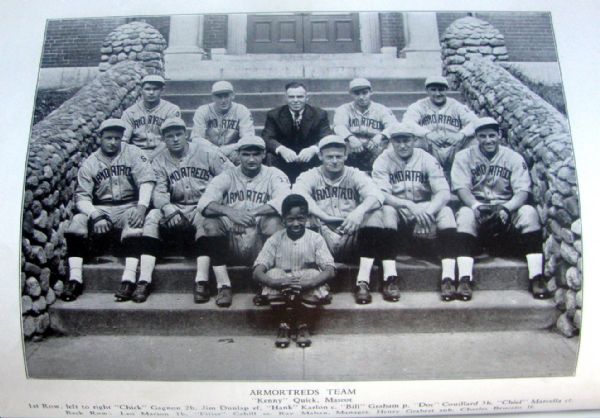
[293,111,301,130]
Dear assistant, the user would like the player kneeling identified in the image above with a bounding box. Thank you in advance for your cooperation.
[62,119,155,302]
[253,194,336,348]
[451,117,551,300]
[372,123,460,302]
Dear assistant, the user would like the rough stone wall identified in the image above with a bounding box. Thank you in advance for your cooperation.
[21,24,160,339]
[441,17,508,89]
[453,57,581,337]
[99,21,167,75]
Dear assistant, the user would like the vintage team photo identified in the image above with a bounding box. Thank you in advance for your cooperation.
[22,10,581,382]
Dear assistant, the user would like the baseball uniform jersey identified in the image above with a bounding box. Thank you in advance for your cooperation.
[333,101,397,140]
[151,138,234,210]
[451,144,531,204]
[293,166,384,218]
[191,102,255,147]
[372,147,449,203]
[197,165,291,216]
[121,99,181,154]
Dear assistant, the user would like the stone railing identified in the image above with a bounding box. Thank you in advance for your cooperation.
[453,57,581,337]
[22,22,167,339]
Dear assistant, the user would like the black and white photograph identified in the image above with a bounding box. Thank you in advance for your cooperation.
[3,0,600,417]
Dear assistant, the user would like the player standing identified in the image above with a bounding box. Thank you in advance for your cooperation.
[293,135,386,304]
[62,119,155,302]
[121,75,181,160]
[372,123,460,302]
[451,117,551,300]
[196,136,291,307]
[133,117,234,303]
[191,81,255,162]
[333,78,398,172]
[253,194,336,348]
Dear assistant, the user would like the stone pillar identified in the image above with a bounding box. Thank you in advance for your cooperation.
[164,15,206,75]
[401,12,442,75]
[227,14,247,55]
[359,12,381,53]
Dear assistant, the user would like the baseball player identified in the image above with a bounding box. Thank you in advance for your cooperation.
[402,76,478,177]
[372,123,460,302]
[253,194,336,348]
[292,135,386,304]
[136,117,234,304]
[191,81,255,162]
[451,117,550,300]
[196,136,291,307]
[121,75,181,159]
[62,119,155,302]
[333,78,398,172]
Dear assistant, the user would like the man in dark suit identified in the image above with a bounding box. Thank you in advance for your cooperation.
[262,82,332,182]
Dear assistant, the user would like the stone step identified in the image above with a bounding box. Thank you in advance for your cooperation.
[162,91,463,110]
[49,291,558,336]
[164,78,427,94]
[180,107,407,127]
[81,255,529,293]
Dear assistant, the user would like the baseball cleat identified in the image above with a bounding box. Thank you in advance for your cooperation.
[296,323,312,348]
[275,323,291,348]
[216,286,233,307]
[354,281,372,305]
[132,281,151,303]
[440,278,456,302]
[61,280,83,302]
[253,293,269,306]
[530,274,552,299]
[382,275,401,302]
[114,281,136,302]
[456,276,472,301]
[193,281,210,304]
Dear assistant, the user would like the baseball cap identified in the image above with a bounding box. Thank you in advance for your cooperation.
[424,76,449,88]
[160,117,187,132]
[237,136,266,150]
[141,75,166,86]
[99,118,128,133]
[318,135,347,150]
[212,81,234,95]
[349,78,372,92]
[473,116,500,133]
[388,123,422,139]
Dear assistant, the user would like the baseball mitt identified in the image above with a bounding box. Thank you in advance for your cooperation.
[477,204,512,239]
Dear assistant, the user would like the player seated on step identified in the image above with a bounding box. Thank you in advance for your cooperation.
[121,75,181,160]
[62,119,156,302]
[372,123,460,302]
[333,78,398,172]
[451,117,551,301]
[133,117,234,304]
[191,80,255,164]
[292,135,386,305]
[402,76,478,178]
[253,194,336,348]
[196,135,291,307]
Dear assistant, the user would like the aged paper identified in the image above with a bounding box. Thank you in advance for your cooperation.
[1,0,599,417]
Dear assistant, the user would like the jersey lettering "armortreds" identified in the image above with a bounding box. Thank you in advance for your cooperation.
[348,117,383,131]
[131,115,167,130]
[471,164,512,181]
[93,166,132,185]
[168,167,211,184]
[225,190,271,205]
[419,114,462,129]
[313,186,356,202]
[389,170,428,184]
[207,119,240,130]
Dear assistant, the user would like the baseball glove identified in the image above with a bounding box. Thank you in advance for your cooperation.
[476,204,512,239]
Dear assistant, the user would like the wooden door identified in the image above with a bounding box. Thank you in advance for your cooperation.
[302,13,360,53]
[247,14,303,53]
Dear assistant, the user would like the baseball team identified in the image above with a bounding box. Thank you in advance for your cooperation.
[60,74,551,348]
